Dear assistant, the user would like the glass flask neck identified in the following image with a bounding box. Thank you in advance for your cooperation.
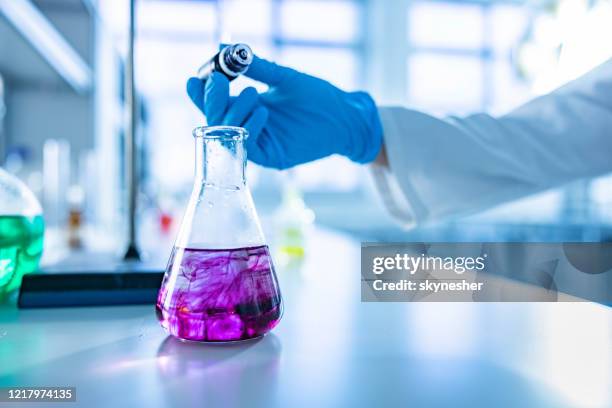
[194,126,247,188]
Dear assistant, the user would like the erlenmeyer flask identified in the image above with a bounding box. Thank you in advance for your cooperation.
[0,167,44,299]
[156,126,282,342]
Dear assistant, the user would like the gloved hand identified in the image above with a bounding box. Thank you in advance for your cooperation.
[186,54,383,170]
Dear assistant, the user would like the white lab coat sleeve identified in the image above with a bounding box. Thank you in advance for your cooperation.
[371,58,612,225]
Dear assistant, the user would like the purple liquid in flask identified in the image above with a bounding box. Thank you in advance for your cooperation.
[157,126,283,342]
[156,245,282,342]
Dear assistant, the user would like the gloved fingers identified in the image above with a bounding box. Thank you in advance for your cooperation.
[244,55,294,87]
[243,105,269,141]
[245,130,271,167]
[217,43,294,86]
[246,128,288,170]
[203,72,230,125]
[186,77,205,114]
[223,87,259,126]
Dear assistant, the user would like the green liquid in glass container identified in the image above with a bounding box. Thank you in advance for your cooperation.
[0,215,44,297]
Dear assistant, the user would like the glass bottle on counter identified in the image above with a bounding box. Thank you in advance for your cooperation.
[0,167,44,299]
[156,126,283,342]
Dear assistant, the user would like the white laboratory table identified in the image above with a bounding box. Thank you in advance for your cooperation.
[0,228,610,408]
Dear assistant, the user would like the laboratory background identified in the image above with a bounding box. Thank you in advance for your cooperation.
[2,0,612,264]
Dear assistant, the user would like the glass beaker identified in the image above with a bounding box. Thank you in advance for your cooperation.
[0,167,44,299]
[156,126,283,342]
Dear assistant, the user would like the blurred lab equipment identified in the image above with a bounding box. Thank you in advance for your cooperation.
[123,0,140,260]
[18,271,162,308]
[186,52,383,169]
[273,175,315,264]
[17,0,163,309]
[158,210,173,235]
[156,126,282,342]
[197,43,253,82]
[66,185,84,249]
[42,139,70,229]
[0,74,4,160]
[4,146,31,182]
[0,167,44,298]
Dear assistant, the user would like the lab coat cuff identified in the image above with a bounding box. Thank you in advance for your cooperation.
[369,106,418,228]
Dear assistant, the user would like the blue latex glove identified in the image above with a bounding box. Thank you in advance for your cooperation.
[186,55,383,170]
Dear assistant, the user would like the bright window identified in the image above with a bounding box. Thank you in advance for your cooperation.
[407,53,484,115]
[406,0,530,115]
[279,0,360,42]
[409,2,485,50]
[220,0,273,38]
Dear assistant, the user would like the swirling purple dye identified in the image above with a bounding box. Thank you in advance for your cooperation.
[156,245,282,342]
